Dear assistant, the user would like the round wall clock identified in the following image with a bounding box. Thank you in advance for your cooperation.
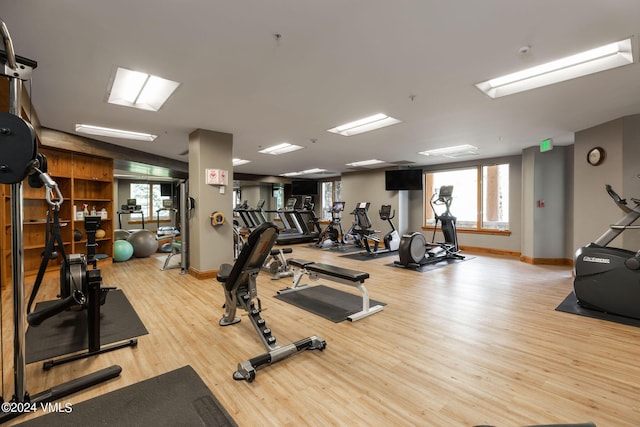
[587,147,606,166]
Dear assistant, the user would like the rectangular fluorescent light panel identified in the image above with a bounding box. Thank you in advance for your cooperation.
[281,168,326,177]
[258,143,303,155]
[108,67,180,111]
[300,168,326,174]
[476,38,634,98]
[346,159,385,167]
[75,124,157,141]
[232,158,251,166]
[327,113,402,136]
[419,144,478,157]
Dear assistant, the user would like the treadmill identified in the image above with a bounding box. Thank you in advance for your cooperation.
[234,200,256,229]
[276,197,319,245]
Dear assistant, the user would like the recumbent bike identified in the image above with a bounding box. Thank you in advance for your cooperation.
[352,202,401,255]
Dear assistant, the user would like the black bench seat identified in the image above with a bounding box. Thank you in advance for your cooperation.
[279,258,383,321]
[305,263,369,282]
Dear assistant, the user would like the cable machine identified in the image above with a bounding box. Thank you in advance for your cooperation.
[0,20,120,423]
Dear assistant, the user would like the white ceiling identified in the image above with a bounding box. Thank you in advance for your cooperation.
[3,1,640,178]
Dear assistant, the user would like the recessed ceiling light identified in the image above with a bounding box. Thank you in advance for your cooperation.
[346,159,385,167]
[258,143,303,155]
[476,38,634,98]
[327,113,402,136]
[75,124,157,141]
[232,158,251,166]
[107,67,180,111]
[419,144,478,157]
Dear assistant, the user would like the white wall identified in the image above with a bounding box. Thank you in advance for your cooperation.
[340,170,403,235]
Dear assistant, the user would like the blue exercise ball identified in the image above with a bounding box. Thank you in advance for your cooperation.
[113,239,134,262]
[127,229,159,258]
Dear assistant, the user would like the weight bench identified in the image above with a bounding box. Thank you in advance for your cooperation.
[217,223,326,382]
[279,258,384,321]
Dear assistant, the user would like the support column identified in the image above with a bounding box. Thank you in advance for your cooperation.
[188,129,233,278]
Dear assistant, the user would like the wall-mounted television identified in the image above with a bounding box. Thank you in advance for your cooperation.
[291,180,318,195]
[385,169,423,191]
[160,183,173,196]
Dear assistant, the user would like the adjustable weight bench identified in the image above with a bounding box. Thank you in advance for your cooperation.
[217,223,326,382]
[279,258,384,321]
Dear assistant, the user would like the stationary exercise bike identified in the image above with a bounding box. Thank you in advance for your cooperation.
[395,185,464,268]
[574,184,640,319]
[316,201,346,247]
[352,203,401,255]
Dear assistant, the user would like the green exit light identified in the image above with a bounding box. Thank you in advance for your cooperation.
[540,138,553,152]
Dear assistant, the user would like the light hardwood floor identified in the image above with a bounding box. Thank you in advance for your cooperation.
[2,244,639,426]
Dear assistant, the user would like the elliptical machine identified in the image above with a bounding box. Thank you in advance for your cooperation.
[574,184,640,319]
[395,185,464,268]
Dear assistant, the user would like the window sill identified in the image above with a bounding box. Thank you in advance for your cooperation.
[422,226,511,236]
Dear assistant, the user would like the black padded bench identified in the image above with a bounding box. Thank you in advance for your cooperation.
[279,258,383,321]
[270,247,292,256]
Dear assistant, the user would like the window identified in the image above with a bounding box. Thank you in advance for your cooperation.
[129,183,173,222]
[320,180,342,220]
[482,164,509,229]
[272,184,284,210]
[424,164,509,231]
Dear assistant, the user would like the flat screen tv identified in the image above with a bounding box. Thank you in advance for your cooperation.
[160,183,173,196]
[291,180,318,195]
[385,169,423,191]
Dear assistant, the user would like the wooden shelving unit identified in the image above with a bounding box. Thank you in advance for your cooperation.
[1,148,114,287]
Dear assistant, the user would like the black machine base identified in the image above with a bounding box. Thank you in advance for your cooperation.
[574,244,640,320]
[395,232,464,269]
[43,339,138,370]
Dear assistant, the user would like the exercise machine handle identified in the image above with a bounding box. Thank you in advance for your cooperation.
[606,184,626,204]
[27,290,85,326]
[0,20,17,71]
[605,184,632,214]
